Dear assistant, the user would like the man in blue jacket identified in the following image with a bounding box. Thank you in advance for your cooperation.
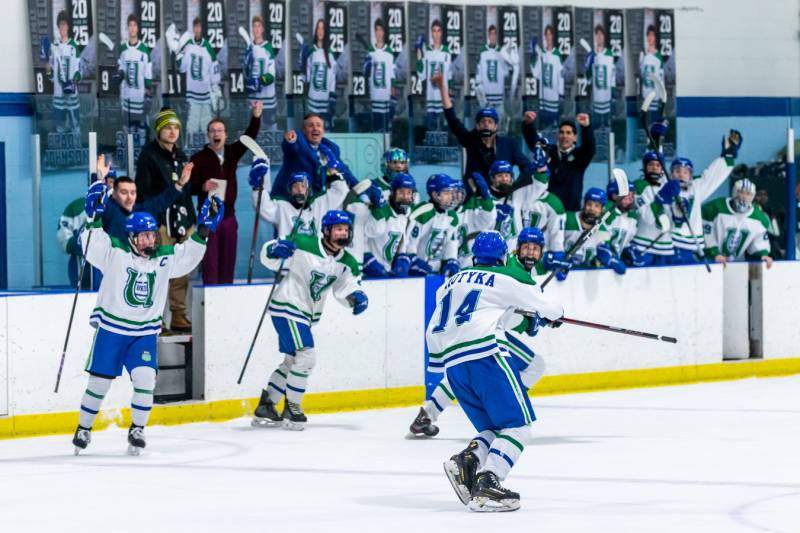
[432,72,532,194]
[271,113,358,196]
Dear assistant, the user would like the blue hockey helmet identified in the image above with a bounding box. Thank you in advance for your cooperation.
[606,179,620,198]
[584,187,608,207]
[517,226,545,247]
[670,157,694,173]
[321,209,353,246]
[642,150,662,167]
[472,231,508,266]
[475,107,499,124]
[390,172,417,192]
[426,174,459,209]
[125,212,158,235]
[489,160,514,179]
[286,171,310,204]
[381,147,409,179]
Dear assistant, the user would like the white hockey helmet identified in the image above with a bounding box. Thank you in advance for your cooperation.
[731,179,756,213]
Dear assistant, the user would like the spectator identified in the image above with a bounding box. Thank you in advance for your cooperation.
[271,112,358,196]
[432,72,531,191]
[135,108,196,332]
[522,111,596,211]
[189,101,262,285]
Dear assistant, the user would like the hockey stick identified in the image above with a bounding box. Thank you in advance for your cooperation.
[238,26,251,47]
[674,198,712,273]
[240,135,270,285]
[98,32,114,52]
[515,311,677,344]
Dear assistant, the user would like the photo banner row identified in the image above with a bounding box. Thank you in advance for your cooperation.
[27,1,675,171]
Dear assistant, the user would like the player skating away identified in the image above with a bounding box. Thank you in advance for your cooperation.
[429,231,563,511]
[702,179,773,269]
[415,19,452,131]
[604,177,642,266]
[405,174,461,277]
[43,10,82,133]
[475,25,511,121]
[409,227,570,438]
[630,151,681,265]
[301,19,337,128]
[564,187,626,274]
[244,16,278,129]
[639,25,665,114]
[177,17,221,136]
[72,160,223,456]
[115,14,152,132]
[454,176,496,267]
[361,173,417,278]
[530,25,564,127]
[364,18,397,132]
[584,25,615,126]
[252,210,368,429]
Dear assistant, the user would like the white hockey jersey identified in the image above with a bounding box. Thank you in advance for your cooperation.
[493,173,550,248]
[416,44,452,113]
[476,44,508,105]
[306,46,336,114]
[406,203,459,271]
[118,40,152,115]
[362,203,409,271]
[521,191,566,253]
[179,38,220,104]
[253,178,348,239]
[51,38,81,107]
[455,197,497,267]
[532,47,564,113]
[366,45,395,112]
[80,220,207,336]
[249,40,277,109]
[702,198,771,260]
[563,211,612,266]
[261,233,362,327]
[631,178,673,256]
[605,205,639,254]
[590,48,615,114]
[640,50,665,111]
[426,261,563,373]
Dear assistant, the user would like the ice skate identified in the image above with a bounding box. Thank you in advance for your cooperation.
[282,400,307,431]
[72,426,91,455]
[408,407,439,438]
[251,390,282,427]
[443,440,480,505]
[127,425,146,456]
[467,471,520,512]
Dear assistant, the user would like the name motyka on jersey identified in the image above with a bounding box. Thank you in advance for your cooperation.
[442,270,497,291]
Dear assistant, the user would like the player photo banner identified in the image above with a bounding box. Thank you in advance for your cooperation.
[408,2,464,164]
[28,0,97,170]
[348,2,408,135]
[626,8,677,158]
[574,8,626,162]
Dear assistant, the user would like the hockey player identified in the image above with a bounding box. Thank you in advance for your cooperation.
[71,170,223,455]
[630,151,681,265]
[302,19,337,128]
[640,25,665,115]
[531,25,564,128]
[605,177,642,266]
[115,14,152,132]
[584,25,616,127]
[405,174,461,277]
[564,188,626,274]
[702,179,773,268]
[520,143,566,254]
[177,17,221,137]
[415,19,452,131]
[44,10,82,133]
[364,18,397,132]
[252,210,368,429]
[361,173,417,278]
[244,15,278,129]
[373,148,410,196]
[409,227,570,438]
[249,159,348,239]
[475,25,511,121]
[485,157,549,248]
[431,231,563,511]
[454,174,496,267]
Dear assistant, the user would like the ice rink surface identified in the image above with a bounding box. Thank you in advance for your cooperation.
[2,376,799,533]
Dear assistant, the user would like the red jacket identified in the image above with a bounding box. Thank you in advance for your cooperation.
[189,115,261,217]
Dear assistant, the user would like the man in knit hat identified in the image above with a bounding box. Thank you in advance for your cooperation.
[135,107,197,332]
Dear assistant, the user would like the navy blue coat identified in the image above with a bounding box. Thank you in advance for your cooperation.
[271,129,357,196]
[101,185,182,243]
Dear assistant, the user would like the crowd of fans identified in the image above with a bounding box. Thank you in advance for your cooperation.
[58,99,774,333]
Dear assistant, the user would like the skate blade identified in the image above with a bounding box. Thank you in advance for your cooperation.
[443,460,471,505]
[251,417,281,428]
[467,496,520,513]
[405,431,434,440]
[282,420,305,431]
[73,446,84,456]
[127,445,143,456]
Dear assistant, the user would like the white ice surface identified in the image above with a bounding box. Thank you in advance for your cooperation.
[1,377,800,533]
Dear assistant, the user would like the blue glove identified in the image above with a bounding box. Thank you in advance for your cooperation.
[721,129,743,158]
[392,254,411,277]
[366,184,385,208]
[650,120,669,140]
[267,239,296,259]
[348,290,369,315]
[526,313,550,337]
[39,37,50,62]
[543,251,571,282]
[111,70,125,86]
[624,246,646,267]
[597,244,626,275]
[298,42,313,71]
[362,254,389,278]
[655,179,681,205]
[441,259,460,277]
[85,181,108,218]
[414,34,426,53]
[528,36,538,65]
[363,54,373,78]
[531,146,549,170]
[62,80,76,94]
[583,51,596,73]
[409,257,433,277]
[471,173,491,199]
[249,158,269,189]
[198,196,225,232]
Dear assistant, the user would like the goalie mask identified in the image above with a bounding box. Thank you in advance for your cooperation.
[731,179,756,214]
[381,148,409,180]
[125,212,159,257]
[516,227,545,271]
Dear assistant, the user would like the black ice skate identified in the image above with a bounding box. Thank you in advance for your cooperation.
[408,407,439,438]
[127,425,146,456]
[251,389,282,427]
[443,440,480,505]
[468,471,520,512]
[282,400,307,431]
[72,426,91,455]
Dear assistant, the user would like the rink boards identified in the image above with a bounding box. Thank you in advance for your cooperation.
[2,262,800,438]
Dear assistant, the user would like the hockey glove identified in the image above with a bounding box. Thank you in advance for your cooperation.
[650,120,669,142]
[267,239,296,259]
[249,158,269,189]
[441,259,460,278]
[362,254,390,279]
[347,291,369,315]
[409,257,433,277]
[366,184,385,208]
[543,251,571,282]
[528,36,539,66]
[111,70,125,86]
[531,145,549,170]
[39,37,51,63]
[583,51,596,74]
[198,196,225,233]
[624,246,647,268]
[391,254,412,277]
[721,129,743,159]
[85,181,108,219]
[62,80,76,95]
[298,43,313,72]
[414,34,426,54]
[596,244,626,275]
[526,313,550,337]
[470,172,491,199]
[363,55,373,79]
[655,179,681,205]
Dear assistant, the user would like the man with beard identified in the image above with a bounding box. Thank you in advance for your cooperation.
[563,187,626,275]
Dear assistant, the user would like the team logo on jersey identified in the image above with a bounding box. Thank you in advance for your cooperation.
[126,61,140,88]
[593,64,607,90]
[429,62,444,78]
[190,54,205,81]
[373,63,387,88]
[722,229,749,257]
[426,229,445,260]
[309,271,337,302]
[487,60,498,83]
[141,351,152,362]
[495,204,515,240]
[543,63,554,89]
[383,232,402,262]
[312,63,328,90]
[124,268,156,308]
[294,217,316,237]
[457,225,469,257]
